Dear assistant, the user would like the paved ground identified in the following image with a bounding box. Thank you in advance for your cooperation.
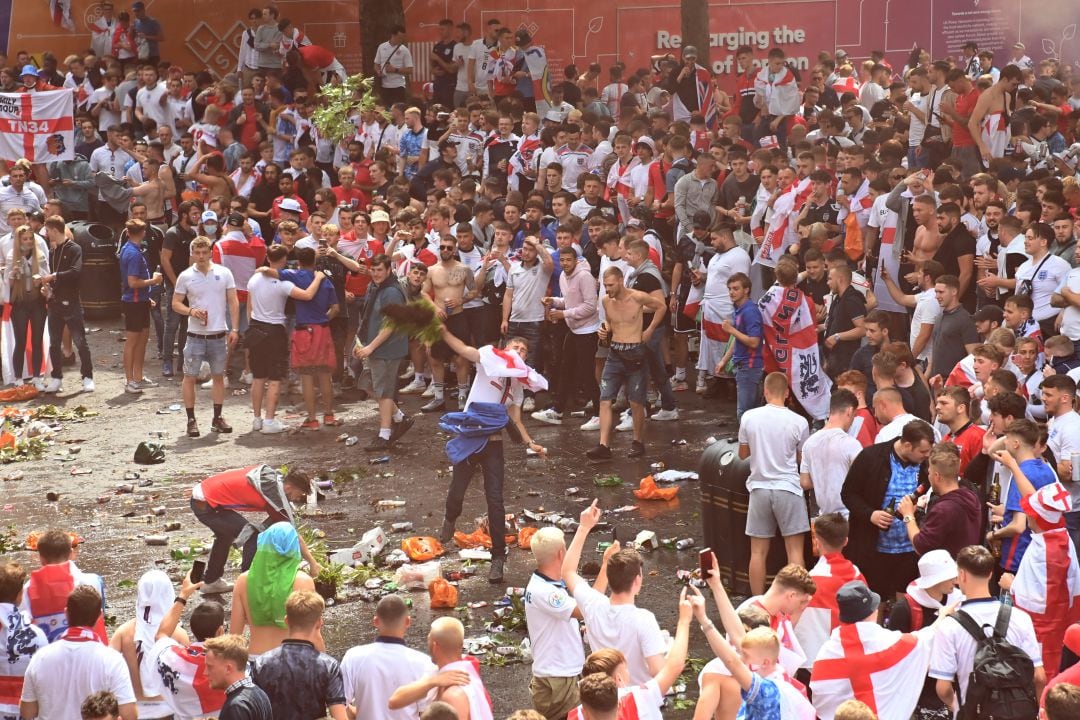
[4,317,739,717]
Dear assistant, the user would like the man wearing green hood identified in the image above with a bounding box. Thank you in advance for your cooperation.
[230,522,317,656]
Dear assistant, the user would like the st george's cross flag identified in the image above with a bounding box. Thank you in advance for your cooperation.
[758,282,832,419]
[811,622,933,720]
[146,641,226,718]
[794,553,866,668]
[756,176,812,268]
[0,90,75,163]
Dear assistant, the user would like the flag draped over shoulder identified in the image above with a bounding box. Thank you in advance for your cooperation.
[523,45,552,117]
[795,554,866,668]
[757,177,811,268]
[0,90,75,162]
[1011,525,1080,679]
[758,283,831,419]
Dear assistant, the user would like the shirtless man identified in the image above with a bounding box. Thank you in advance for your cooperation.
[129,158,169,222]
[188,152,236,203]
[422,234,478,413]
[230,535,318,657]
[909,194,942,263]
[587,265,665,461]
[969,65,1023,163]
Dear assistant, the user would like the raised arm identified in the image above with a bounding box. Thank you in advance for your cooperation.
[561,500,602,595]
[436,323,480,363]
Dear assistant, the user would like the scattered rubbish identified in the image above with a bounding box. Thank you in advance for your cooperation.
[654,469,699,483]
[565,487,580,496]
[633,476,679,501]
[144,535,169,546]
[2,471,23,482]
[315,480,334,492]
[329,527,386,567]
[517,527,537,550]
[632,530,658,551]
[363,578,384,589]
[390,522,414,532]
[650,462,666,471]
[459,548,492,561]
[402,536,445,561]
[428,578,458,608]
[373,498,405,509]
[151,506,167,516]
[344,436,358,447]
[467,601,488,609]
[70,467,93,476]
[705,436,719,445]
[393,560,442,589]
[96,496,110,505]
[115,484,134,494]
[148,431,167,439]
[134,441,166,465]
[138,478,153,487]
[382,549,409,567]
[593,474,623,487]
[505,587,525,596]
[336,433,349,442]
[670,439,688,446]
[369,455,390,465]
[610,505,638,514]
[45,491,60,502]
[164,522,182,532]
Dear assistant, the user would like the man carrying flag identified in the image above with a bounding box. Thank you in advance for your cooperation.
[811,581,953,720]
[21,529,107,643]
[435,325,548,583]
[757,257,831,420]
[670,45,715,126]
[993,420,1080,681]
[753,172,811,297]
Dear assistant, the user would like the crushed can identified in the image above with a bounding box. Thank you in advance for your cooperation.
[675,538,695,550]
[164,522,182,532]
[151,506,167,516]
[391,522,414,532]
[505,587,525,597]
[144,535,168,546]
[369,456,391,465]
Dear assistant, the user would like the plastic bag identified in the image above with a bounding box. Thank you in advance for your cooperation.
[518,526,538,550]
[428,577,459,608]
[393,560,442,590]
[401,536,445,561]
[633,475,679,501]
[134,441,166,465]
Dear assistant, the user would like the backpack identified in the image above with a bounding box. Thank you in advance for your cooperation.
[952,604,1038,720]
[904,594,924,631]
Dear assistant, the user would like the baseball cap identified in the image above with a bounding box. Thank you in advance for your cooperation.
[226,212,246,227]
[200,210,218,224]
[369,209,391,225]
[973,305,1004,324]
[625,218,645,230]
[683,45,698,58]
[1013,42,1025,50]
[544,110,563,123]
[20,65,38,78]
[635,136,656,153]
[837,581,880,623]
[692,211,712,229]
[278,198,303,214]
[914,549,958,589]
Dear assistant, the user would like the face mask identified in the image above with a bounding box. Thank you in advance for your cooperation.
[204,224,218,236]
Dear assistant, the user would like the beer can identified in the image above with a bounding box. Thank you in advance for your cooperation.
[675,538,695,550]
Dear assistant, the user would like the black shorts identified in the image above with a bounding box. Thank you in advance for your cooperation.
[461,306,485,346]
[673,299,699,334]
[122,301,151,332]
[247,321,289,381]
[862,550,919,598]
[432,311,470,362]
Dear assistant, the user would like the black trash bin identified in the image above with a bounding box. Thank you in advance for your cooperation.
[699,439,789,596]
[70,221,120,320]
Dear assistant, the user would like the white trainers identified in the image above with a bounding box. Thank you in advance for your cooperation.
[398,364,415,381]
[252,417,263,432]
[531,408,563,425]
[201,377,229,390]
[81,377,95,393]
[240,371,254,385]
[420,383,436,398]
[696,375,709,394]
[522,397,535,412]
[124,380,143,394]
[137,377,159,389]
[261,418,287,434]
[651,408,680,421]
[43,378,62,394]
[30,377,46,391]
[580,415,601,431]
[616,411,634,432]
[400,377,427,394]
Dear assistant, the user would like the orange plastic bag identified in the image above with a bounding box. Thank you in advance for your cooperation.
[454,528,491,549]
[401,536,445,561]
[633,475,679,501]
[428,578,459,609]
[518,526,538,550]
[0,385,38,402]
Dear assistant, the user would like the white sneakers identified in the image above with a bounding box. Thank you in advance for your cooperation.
[531,408,563,425]
[261,418,287,434]
[240,371,254,385]
[81,377,95,393]
[579,416,601,431]
[651,408,680,421]
[696,375,709,394]
[124,380,143,394]
[201,377,229,390]
[420,383,436,398]
[616,410,634,432]
[400,376,427,394]
[522,397,536,412]
[42,378,62,394]
[252,417,263,432]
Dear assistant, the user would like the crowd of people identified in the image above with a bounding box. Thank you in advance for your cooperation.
[2,0,1080,718]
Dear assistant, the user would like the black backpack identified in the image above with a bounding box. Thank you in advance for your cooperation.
[952,604,1038,720]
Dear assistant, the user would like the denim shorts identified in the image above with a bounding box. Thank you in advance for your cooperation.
[599,343,647,405]
[183,334,228,377]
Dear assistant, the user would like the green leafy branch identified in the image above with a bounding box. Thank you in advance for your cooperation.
[311,74,384,145]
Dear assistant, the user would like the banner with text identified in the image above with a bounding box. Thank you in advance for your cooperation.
[0,90,73,163]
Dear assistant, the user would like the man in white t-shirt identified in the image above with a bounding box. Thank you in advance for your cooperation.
[525,527,586,719]
[341,595,436,720]
[1055,241,1080,342]
[247,245,326,434]
[561,501,667,686]
[452,23,475,108]
[801,389,863,518]
[20,586,137,720]
[1042,373,1080,546]
[134,66,171,135]
[879,260,943,365]
[929,545,1044,713]
[374,25,414,105]
[738,371,811,595]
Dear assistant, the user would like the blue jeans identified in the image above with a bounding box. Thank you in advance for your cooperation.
[600,343,648,404]
[445,439,507,555]
[190,499,264,583]
[48,300,92,380]
[734,363,764,424]
[644,326,677,411]
[149,284,163,355]
[507,320,543,371]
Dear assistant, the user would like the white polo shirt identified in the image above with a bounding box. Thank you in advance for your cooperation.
[21,634,136,720]
[174,262,236,334]
[341,639,436,720]
[524,572,584,677]
[507,260,551,323]
[248,272,296,326]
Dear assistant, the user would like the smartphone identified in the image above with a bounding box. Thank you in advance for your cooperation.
[190,559,206,584]
[611,527,618,543]
[699,548,713,581]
